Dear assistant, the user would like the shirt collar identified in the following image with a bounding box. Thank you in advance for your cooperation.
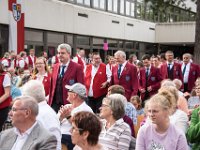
[14,121,38,136]
[60,60,70,67]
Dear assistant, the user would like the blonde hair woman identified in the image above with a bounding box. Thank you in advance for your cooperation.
[136,93,188,150]
[32,57,51,98]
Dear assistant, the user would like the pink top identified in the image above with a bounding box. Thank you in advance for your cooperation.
[136,123,188,150]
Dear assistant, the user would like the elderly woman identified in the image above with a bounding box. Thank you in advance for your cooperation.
[99,94,131,150]
[71,111,106,150]
[32,57,51,98]
[136,93,188,150]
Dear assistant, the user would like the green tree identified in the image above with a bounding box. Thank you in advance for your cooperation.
[193,0,200,64]
[145,0,199,64]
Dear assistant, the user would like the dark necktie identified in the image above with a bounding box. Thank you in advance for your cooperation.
[168,64,171,71]
[60,65,66,78]
[146,67,149,77]
[118,64,122,78]
[182,64,187,75]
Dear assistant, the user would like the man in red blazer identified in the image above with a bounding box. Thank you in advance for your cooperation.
[27,49,36,69]
[49,43,84,112]
[111,50,138,101]
[85,52,111,113]
[160,50,183,81]
[139,54,163,101]
[181,53,200,92]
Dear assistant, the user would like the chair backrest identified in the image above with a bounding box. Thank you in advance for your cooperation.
[62,144,68,150]
[134,115,145,137]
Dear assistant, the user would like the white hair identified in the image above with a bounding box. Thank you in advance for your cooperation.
[114,50,126,60]
[161,79,176,87]
[57,43,71,55]
[22,80,46,103]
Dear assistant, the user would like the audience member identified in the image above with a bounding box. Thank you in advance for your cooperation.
[0,96,57,149]
[130,95,144,116]
[71,111,106,150]
[186,103,200,150]
[58,83,93,150]
[22,80,61,150]
[99,94,132,150]
[136,93,188,150]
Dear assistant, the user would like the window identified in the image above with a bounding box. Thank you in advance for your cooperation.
[25,30,43,42]
[77,35,90,46]
[126,0,135,17]
[77,0,90,6]
[120,0,125,14]
[47,32,64,43]
[93,0,105,10]
[93,38,104,47]
[108,0,118,13]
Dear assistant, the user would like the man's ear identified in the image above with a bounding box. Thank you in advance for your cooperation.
[82,131,89,140]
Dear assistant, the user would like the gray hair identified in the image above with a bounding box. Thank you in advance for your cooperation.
[105,94,125,120]
[173,79,182,90]
[114,50,126,60]
[161,79,176,87]
[57,43,71,55]
[22,80,46,103]
[14,96,39,116]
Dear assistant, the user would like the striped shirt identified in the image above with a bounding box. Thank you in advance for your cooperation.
[99,118,131,150]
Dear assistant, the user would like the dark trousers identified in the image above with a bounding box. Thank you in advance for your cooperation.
[184,83,189,93]
[61,134,75,150]
[88,95,106,114]
[51,100,62,113]
[0,107,9,132]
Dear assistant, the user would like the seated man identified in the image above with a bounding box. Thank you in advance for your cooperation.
[0,96,57,150]
[58,83,93,150]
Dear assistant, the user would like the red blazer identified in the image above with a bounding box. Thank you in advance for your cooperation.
[0,73,11,109]
[27,55,36,68]
[33,73,51,96]
[139,66,163,100]
[160,62,183,81]
[48,61,84,105]
[111,62,138,101]
[85,63,108,98]
[182,63,200,92]
[76,54,85,70]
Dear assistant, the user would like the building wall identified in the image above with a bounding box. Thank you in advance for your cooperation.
[155,22,195,44]
[0,0,156,43]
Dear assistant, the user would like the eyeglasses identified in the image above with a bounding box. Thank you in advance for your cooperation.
[11,107,27,112]
[35,62,44,65]
[101,104,110,108]
[195,87,200,90]
[70,126,84,133]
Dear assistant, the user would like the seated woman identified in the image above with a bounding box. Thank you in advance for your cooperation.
[99,94,132,150]
[136,93,188,150]
[71,111,106,150]
[158,86,189,133]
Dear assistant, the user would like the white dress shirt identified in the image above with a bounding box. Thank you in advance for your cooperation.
[88,64,112,97]
[182,63,190,83]
[37,101,61,150]
[11,122,38,150]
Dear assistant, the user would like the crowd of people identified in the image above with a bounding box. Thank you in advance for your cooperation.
[0,43,200,150]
